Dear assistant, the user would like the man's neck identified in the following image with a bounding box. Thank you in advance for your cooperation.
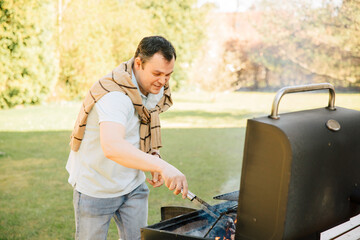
[132,66,149,97]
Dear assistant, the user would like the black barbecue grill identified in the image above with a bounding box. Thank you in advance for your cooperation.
[141,83,360,240]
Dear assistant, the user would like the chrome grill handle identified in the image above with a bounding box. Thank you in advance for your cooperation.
[269,83,336,120]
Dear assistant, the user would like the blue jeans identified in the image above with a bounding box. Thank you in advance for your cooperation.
[73,182,149,240]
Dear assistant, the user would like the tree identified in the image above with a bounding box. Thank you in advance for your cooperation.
[56,0,209,99]
[249,0,360,89]
[0,0,210,106]
[0,0,58,108]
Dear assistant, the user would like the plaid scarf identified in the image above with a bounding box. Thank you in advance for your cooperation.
[70,57,173,153]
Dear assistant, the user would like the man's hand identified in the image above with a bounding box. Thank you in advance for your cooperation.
[160,164,188,199]
[146,172,164,188]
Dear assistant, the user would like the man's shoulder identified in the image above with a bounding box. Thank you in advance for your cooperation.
[94,91,135,124]
[98,91,132,105]
[95,91,134,116]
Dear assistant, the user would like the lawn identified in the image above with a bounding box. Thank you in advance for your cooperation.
[0,91,359,239]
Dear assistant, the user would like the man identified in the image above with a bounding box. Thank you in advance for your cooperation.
[66,36,188,240]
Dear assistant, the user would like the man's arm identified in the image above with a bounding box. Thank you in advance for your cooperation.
[99,121,188,198]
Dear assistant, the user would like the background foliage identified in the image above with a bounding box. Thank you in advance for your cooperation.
[57,0,153,99]
[193,0,360,92]
[249,0,360,89]
[57,0,208,99]
[1,0,359,107]
[0,0,208,106]
[0,0,58,108]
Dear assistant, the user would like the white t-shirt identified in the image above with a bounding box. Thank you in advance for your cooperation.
[66,72,164,198]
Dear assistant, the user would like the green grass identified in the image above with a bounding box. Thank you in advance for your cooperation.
[0,131,73,239]
[0,91,359,239]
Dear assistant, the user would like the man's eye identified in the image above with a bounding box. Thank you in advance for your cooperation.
[153,73,161,76]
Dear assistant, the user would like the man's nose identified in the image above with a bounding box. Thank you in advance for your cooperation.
[158,76,166,85]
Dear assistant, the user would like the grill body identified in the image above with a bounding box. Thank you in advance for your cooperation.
[141,84,360,240]
[236,107,360,240]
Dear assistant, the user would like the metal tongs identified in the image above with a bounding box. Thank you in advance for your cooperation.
[182,190,221,219]
[183,190,235,238]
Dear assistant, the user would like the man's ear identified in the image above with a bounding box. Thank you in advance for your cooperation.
[134,57,142,70]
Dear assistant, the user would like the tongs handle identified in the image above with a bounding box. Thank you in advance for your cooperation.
[182,189,196,201]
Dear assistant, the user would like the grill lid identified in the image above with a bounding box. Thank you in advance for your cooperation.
[236,83,360,239]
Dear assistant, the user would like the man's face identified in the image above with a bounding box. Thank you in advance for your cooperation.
[133,53,175,96]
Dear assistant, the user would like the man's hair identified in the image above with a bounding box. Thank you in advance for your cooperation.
[134,36,176,65]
